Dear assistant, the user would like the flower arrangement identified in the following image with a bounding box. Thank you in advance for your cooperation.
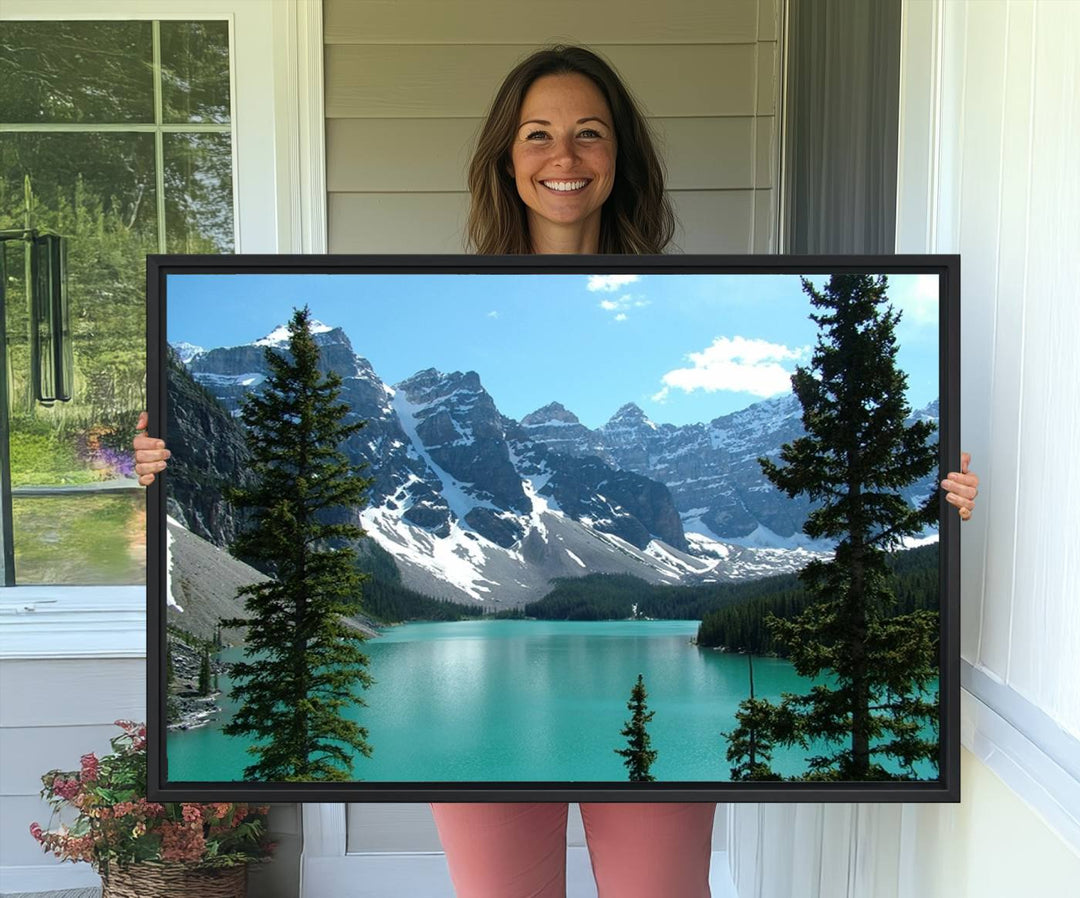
[30,720,274,876]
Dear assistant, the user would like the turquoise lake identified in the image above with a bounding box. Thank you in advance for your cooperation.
[166,619,939,783]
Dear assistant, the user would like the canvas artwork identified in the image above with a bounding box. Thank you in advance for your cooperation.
[147,255,959,802]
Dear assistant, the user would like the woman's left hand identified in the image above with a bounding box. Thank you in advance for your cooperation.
[941,452,979,521]
[133,411,170,486]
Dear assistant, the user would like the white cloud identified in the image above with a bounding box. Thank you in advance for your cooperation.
[597,292,648,320]
[587,274,640,292]
[487,310,499,319]
[892,274,940,326]
[653,336,810,401]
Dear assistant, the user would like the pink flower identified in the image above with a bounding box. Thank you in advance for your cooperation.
[181,804,203,824]
[80,753,99,782]
[137,799,166,818]
[160,821,206,863]
[52,777,80,801]
[29,822,43,842]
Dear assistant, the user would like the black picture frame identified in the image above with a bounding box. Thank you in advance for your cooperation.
[147,253,960,803]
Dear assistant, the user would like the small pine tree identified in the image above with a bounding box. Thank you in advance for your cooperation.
[198,648,212,696]
[221,306,375,782]
[615,673,658,782]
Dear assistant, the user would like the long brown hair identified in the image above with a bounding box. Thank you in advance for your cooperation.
[466,45,675,254]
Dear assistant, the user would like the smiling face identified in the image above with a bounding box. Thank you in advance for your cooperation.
[508,73,617,253]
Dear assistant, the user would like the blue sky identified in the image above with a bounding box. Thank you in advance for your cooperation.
[167,271,941,429]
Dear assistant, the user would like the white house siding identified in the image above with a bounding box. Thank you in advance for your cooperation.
[728,1,1080,896]
[321,0,781,856]
[0,588,145,893]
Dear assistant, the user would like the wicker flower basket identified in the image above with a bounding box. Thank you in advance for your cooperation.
[100,862,247,898]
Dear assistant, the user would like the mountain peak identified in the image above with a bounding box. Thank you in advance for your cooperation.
[521,402,581,427]
[395,368,484,404]
[254,318,339,348]
[606,403,651,427]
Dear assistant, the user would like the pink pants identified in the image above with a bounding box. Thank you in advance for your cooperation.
[431,802,716,898]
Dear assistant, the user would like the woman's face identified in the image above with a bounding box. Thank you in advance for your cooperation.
[509,73,617,247]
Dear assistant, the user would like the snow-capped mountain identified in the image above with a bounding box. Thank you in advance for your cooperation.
[174,322,937,605]
[170,341,205,364]
[521,394,940,546]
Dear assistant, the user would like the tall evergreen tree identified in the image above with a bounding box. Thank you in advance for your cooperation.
[221,306,374,782]
[615,673,658,782]
[727,274,940,781]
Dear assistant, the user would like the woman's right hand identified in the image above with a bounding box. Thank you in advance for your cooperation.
[133,411,170,486]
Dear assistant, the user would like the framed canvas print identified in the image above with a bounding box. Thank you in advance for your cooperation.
[146,254,960,803]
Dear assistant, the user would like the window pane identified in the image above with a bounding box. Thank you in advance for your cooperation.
[1,19,234,587]
[1,131,157,429]
[160,21,232,124]
[12,493,146,585]
[0,21,154,124]
[164,133,235,252]
[0,133,159,238]
[2,132,153,585]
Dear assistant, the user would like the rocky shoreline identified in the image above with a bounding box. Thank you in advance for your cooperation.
[166,636,231,731]
[166,613,383,731]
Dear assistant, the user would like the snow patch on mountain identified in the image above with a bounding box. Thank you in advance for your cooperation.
[171,342,204,364]
[360,505,501,601]
[391,387,500,522]
[723,522,836,552]
[255,319,333,347]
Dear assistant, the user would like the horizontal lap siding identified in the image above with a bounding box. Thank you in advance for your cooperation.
[325,0,780,849]
[324,0,761,45]
[0,658,145,868]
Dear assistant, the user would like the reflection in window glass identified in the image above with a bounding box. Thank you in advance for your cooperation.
[164,133,235,253]
[160,21,232,124]
[1,133,155,428]
[12,493,146,585]
[0,22,154,124]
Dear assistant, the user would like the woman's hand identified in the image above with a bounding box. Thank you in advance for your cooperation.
[941,452,979,521]
[133,411,170,486]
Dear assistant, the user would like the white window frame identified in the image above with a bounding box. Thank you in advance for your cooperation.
[0,0,327,655]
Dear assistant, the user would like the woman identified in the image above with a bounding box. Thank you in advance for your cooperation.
[135,45,979,898]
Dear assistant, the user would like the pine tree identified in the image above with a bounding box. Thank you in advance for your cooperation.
[615,673,658,782]
[726,274,940,781]
[221,306,375,782]
[198,648,212,696]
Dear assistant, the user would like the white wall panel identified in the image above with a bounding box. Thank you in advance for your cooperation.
[975,0,1034,679]
[1004,1,1080,729]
